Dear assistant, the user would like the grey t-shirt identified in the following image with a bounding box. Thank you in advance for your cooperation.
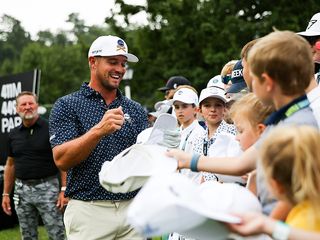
[255,106,318,215]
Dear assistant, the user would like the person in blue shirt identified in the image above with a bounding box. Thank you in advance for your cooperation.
[49,35,148,240]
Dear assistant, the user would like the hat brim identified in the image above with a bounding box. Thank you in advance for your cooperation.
[146,113,177,144]
[226,81,247,94]
[148,112,159,118]
[127,173,241,238]
[125,53,139,63]
[200,95,227,104]
[158,86,170,92]
[173,99,197,105]
[297,30,320,37]
[101,145,177,182]
[91,53,139,62]
[99,144,177,193]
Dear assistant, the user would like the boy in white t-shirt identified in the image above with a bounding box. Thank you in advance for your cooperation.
[169,86,205,240]
[173,86,205,151]
[172,86,205,183]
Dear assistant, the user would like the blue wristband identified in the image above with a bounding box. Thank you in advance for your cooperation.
[190,153,200,172]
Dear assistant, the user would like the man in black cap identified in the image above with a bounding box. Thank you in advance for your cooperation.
[158,76,191,100]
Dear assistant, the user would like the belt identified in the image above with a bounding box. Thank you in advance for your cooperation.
[16,175,57,185]
[88,199,123,205]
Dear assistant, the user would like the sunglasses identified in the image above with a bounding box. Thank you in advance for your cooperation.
[222,75,231,84]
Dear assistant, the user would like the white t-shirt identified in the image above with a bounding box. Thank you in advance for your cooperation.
[192,120,244,184]
[179,120,206,184]
[179,120,206,152]
[307,85,320,128]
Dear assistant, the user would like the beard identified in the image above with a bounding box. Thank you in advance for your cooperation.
[101,79,119,91]
[18,111,36,120]
[97,70,122,91]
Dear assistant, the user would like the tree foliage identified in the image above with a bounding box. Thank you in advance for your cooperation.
[0,1,320,108]
[0,14,32,74]
[108,0,320,106]
[0,13,110,105]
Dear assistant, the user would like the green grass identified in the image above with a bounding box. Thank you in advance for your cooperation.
[0,226,48,240]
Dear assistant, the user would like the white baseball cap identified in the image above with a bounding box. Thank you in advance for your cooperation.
[127,173,245,239]
[199,87,227,104]
[297,13,320,37]
[149,100,172,118]
[88,35,139,62]
[207,75,225,90]
[99,144,177,193]
[145,113,178,145]
[136,113,178,145]
[182,181,263,240]
[199,181,262,213]
[173,88,199,106]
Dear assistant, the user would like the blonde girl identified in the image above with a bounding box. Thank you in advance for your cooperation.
[229,93,273,193]
[229,93,273,151]
[260,125,320,231]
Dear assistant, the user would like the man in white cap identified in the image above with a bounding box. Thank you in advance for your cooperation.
[297,12,320,82]
[49,35,148,240]
[297,13,320,128]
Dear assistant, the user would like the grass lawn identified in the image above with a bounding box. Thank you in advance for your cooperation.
[0,226,48,240]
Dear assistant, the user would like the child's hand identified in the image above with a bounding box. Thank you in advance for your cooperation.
[166,149,192,169]
[226,212,274,237]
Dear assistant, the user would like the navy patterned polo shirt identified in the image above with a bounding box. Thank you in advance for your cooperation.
[49,83,148,201]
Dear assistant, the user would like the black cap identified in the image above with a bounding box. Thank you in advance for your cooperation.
[158,76,191,92]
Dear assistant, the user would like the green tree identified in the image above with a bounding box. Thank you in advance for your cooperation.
[18,42,88,104]
[37,30,72,46]
[1,2,320,108]
[107,0,320,108]
[0,14,32,74]
[1,13,113,105]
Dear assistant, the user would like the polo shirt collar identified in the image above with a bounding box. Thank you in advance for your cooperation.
[19,116,43,130]
[264,94,309,126]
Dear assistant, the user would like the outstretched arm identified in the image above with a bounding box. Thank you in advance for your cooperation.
[227,212,320,240]
[167,144,258,176]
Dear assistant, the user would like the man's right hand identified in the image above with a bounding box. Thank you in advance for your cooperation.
[2,195,12,216]
[95,106,125,136]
